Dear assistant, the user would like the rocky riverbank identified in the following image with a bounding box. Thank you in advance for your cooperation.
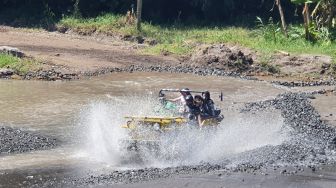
[1,27,335,85]
[3,63,336,88]
[0,126,57,155]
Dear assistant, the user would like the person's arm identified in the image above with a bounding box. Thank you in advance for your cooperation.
[166,96,182,102]
[198,114,203,128]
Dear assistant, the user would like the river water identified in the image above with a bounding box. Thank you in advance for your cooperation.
[0,72,285,138]
[0,72,333,186]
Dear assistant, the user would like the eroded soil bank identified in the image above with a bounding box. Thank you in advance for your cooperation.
[0,26,335,85]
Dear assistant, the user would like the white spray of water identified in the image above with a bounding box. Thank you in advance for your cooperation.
[84,101,125,164]
[186,112,287,164]
[78,95,162,165]
[79,95,288,168]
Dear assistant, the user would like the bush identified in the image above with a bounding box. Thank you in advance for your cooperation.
[0,53,41,74]
[256,17,281,43]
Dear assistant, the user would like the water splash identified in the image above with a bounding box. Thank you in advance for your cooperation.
[78,95,288,168]
[78,95,160,165]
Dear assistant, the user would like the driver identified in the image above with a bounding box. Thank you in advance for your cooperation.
[202,91,215,117]
[166,88,191,113]
[186,95,203,127]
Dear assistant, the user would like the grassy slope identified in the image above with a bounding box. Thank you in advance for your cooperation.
[58,14,336,61]
[0,53,41,74]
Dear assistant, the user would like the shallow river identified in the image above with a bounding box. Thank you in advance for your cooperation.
[0,72,335,187]
[0,72,286,139]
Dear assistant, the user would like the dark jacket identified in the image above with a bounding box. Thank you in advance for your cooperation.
[186,102,201,115]
[203,99,215,116]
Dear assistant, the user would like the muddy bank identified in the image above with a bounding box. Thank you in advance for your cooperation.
[83,64,258,79]
[1,28,335,83]
[0,67,79,81]
[2,64,256,81]
[0,126,57,155]
[271,80,336,87]
[2,47,335,86]
[5,63,336,86]
[1,164,336,188]
[187,44,254,74]
[0,43,260,81]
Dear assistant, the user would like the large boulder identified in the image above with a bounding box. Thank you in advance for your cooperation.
[0,46,25,58]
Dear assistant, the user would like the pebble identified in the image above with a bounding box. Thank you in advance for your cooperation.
[0,126,57,155]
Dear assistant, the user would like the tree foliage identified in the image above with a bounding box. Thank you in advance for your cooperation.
[0,0,297,25]
[0,0,334,38]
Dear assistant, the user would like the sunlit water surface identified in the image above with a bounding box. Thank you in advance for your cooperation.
[0,72,289,171]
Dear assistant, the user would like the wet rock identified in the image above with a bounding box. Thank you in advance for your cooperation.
[0,46,25,58]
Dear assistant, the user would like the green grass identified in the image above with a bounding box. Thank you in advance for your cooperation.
[0,53,41,74]
[57,14,336,61]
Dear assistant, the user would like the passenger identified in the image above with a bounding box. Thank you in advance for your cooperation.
[192,95,205,128]
[185,95,199,115]
[194,95,204,108]
[202,91,216,117]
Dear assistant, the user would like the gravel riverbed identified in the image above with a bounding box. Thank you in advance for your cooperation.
[0,126,57,155]
[24,64,336,88]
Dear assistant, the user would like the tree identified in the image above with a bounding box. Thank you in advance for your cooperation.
[291,0,319,40]
[73,0,81,18]
[303,2,311,40]
[136,0,142,31]
[312,0,336,29]
[276,0,288,37]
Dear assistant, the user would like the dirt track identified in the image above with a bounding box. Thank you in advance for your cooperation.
[1,26,335,84]
[0,27,179,73]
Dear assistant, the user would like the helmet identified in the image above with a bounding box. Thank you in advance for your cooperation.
[185,95,193,102]
[181,88,191,96]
